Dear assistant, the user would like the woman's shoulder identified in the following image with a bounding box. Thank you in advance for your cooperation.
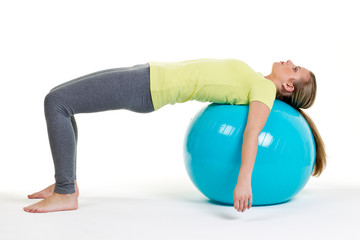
[249,76,277,110]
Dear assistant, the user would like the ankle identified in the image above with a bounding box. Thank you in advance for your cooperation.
[54,183,77,195]
[53,192,78,198]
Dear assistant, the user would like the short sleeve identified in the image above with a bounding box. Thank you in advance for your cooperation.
[249,80,276,111]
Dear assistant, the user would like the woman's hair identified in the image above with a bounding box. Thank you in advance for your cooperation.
[277,71,326,177]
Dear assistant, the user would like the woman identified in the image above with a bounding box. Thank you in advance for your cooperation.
[23,59,326,213]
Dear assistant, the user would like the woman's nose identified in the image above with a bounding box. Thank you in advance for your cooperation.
[287,60,294,66]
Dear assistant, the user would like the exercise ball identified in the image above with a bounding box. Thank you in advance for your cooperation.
[184,100,316,206]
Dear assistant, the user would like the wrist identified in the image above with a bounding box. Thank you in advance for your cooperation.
[237,174,252,184]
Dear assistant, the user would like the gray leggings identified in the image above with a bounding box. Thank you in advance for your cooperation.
[44,63,154,194]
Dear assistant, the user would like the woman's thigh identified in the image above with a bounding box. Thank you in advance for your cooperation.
[47,63,154,115]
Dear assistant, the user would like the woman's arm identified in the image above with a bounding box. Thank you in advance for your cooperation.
[233,101,270,212]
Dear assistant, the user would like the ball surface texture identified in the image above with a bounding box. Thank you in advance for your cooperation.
[184,100,316,205]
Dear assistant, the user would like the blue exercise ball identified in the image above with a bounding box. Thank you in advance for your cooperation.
[184,100,316,206]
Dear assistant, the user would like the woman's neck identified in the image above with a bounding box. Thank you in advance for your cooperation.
[264,74,281,94]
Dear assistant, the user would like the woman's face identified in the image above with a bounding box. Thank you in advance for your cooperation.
[272,60,310,84]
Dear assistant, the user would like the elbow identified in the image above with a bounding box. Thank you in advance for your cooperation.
[243,128,261,140]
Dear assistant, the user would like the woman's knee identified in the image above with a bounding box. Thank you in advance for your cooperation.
[44,90,72,117]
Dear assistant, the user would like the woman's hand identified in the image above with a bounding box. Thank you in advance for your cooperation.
[233,180,252,212]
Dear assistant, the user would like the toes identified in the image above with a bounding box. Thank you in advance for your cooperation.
[28,193,38,199]
[25,206,36,213]
[24,205,47,213]
[23,206,32,213]
[27,194,46,199]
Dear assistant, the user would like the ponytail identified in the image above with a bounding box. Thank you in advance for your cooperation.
[298,109,326,177]
[278,71,326,177]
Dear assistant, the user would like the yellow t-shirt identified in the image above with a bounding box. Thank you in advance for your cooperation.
[149,59,276,111]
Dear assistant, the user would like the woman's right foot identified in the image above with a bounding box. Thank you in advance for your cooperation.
[24,192,78,213]
[27,181,79,199]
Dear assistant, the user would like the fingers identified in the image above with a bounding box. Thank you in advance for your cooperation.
[248,196,253,209]
[234,196,252,212]
[240,197,247,212]
[243,198,248,211]
[234,198,240,211]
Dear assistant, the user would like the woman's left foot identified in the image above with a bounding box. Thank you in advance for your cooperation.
[23,192,78,213]
[27,184,55,199]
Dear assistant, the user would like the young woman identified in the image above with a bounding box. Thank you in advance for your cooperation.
[23,59,326,213]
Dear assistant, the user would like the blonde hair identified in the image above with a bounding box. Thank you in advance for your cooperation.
[278,71,326,177]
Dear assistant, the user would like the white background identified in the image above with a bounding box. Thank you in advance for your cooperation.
[1,0,359,239]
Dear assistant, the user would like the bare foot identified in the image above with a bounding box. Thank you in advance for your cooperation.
[27,181,79,199]
[23,192,78,213]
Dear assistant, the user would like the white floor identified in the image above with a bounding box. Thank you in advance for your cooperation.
[1,180,359,240]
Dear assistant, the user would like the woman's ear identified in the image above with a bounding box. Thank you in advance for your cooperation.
[282,79,295,94]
